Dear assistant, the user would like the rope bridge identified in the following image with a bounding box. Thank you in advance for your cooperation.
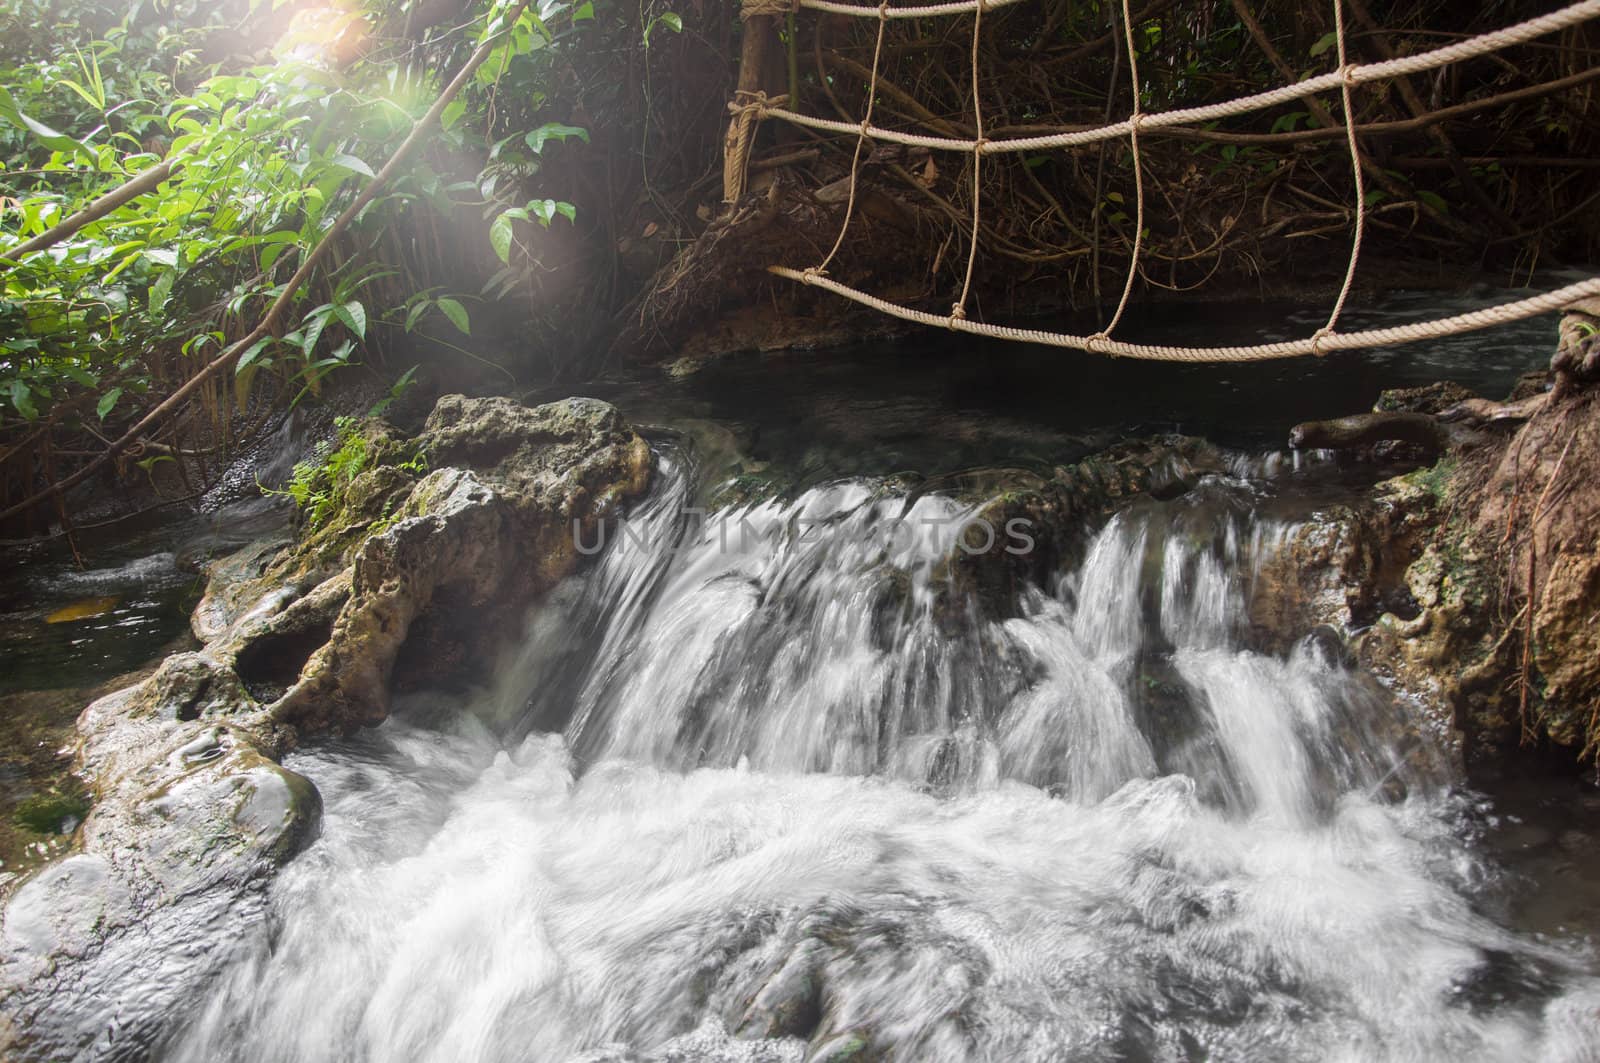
[724,0,1600,362]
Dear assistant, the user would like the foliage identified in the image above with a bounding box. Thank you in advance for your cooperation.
[0,0,600,526]
[265,414,427,531]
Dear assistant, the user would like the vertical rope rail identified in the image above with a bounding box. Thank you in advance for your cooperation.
[809,0,892,276]
[1315,0,1368,354]
[950,0,987,320]
[723,0,794,202]
[1094,0,1148,347]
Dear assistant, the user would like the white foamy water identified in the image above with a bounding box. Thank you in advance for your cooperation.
[166,455,1600,1062]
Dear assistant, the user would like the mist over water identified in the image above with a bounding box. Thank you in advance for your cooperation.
[167,451,1600,1063]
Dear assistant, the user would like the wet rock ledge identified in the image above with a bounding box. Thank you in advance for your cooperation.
[0,396,652,1060]
[1261,306,1600,773]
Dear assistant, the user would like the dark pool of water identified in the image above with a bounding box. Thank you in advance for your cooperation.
[0,498,290,876]
[573,278,1563,487]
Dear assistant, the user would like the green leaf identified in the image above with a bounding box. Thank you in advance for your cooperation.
[0,85,86,154]
[7,379,37,420]
[441,98,468,132]
[1416,189,1449,214]
[236,337,274,374]
[149,271,174,315]
[490,213,515,263]
[525,122,589,154]
[96,386,123,421]
[1270,111,1308,134]
[644,10,682,47]
[573,1,595,20]
[300,310,330,356]
[405,300,431,332]
[335,300,368,340]
[1362,189,1389,207]
[1309,32,1338,58]
[525,199,576,227]
[331,153,376,179]
[437,297,471,335]
[59,78,104,111]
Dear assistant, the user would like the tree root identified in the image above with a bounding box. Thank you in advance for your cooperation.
[1288,411,1454,452]
[1290,392,1548,453]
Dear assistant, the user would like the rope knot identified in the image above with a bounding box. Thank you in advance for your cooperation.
[877,0,891,15]
[730,90,787,119]
[741,0,797,20]
[801,267,825,284]
[1310,326,1336,357]
[950,303,968,321]
[1129,112,1148,135]
[1086,331,1110,354]
[1338,62,1359,87]
[972,136,992,156]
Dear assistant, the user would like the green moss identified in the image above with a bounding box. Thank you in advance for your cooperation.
[1404,456,1458,503]
[14,791,91,835]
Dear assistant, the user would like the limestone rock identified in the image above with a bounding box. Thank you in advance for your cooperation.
[0,395,653,1060]
[1250,381,1600,770]
[272,396,652,733]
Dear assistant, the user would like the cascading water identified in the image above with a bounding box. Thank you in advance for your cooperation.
[166,448,1600,1063]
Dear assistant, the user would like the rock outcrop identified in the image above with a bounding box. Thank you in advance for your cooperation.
[1266,351,1600,771]
[0,396,653,1060]
[937,436,1227,618]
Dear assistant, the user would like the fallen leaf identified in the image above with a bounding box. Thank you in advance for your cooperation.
[642,221,659,238]
[46,596,120,623]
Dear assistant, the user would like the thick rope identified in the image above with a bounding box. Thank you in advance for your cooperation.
[951,0,986,321]
[762,0,1600,155]
[811,2,890,275]
[799,0,1025,15]
[723,90,787,202]
[759,0,1600,361]
[1316,0,1367,355]
[742,0,799,17]
[1097,0,1145,345]
[773,267,1600,361]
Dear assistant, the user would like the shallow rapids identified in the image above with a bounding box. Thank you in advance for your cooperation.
[167,453,1600,1062]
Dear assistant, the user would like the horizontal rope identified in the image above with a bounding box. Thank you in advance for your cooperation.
[764,0,1600,154]
[769,267,1600,362]
[797,0,1027,17]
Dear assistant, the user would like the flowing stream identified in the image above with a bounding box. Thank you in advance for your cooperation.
[7,282,1599,1060]
[164,446,1600,1062]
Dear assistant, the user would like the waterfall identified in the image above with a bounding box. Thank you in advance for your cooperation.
[165,448,1600,1063]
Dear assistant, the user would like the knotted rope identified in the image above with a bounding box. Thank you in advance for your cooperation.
[737,0,1600,360]
[724,90,788,203]
[741,0,799,16]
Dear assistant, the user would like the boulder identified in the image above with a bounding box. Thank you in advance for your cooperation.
[0,396,653,1060]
